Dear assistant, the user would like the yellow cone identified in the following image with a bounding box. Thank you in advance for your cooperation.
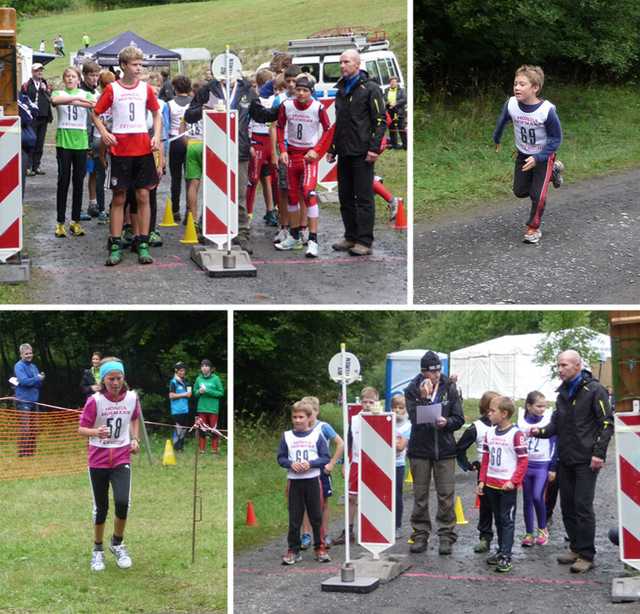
[455,496,468,525]
[159,198,178,227]
[180,212,199,244]
[405,467,413,483]
[163,439,176,465]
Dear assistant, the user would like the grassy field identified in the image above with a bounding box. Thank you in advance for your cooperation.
[1,433,227,614]
[234,399,486,554]
[414,83,640,220]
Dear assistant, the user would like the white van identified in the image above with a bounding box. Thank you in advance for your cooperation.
[260,27,404,97]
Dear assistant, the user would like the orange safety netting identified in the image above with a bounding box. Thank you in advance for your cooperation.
[0,401,87,482]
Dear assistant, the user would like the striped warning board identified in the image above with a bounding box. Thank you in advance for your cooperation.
[202,109,238,248]
[317,97,336,190]
[358,412,396,558]
[0,117,22,263]
[615,412,640,571]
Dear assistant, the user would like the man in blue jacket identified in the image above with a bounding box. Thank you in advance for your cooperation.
[14,343,45,457]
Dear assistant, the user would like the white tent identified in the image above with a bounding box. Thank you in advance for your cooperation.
[450,330,611,400]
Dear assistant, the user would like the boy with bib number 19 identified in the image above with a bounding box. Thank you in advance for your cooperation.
[79,358,140,571]
[493,65,564,245]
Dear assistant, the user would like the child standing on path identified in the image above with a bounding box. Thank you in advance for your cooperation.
[50,67,96,238]
[194,359,225,454]
[277,400,331,565]
[391,394,411,539]
[477,396,529,573]
[493,65,564,244]
[92,46,161,266]
[78,358,140,571]
[517,391,557,547]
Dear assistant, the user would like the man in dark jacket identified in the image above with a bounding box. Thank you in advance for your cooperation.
[184,73,258,253]
[20,63,53,176]
[530,349,613,573]
[405,351,465,555]
[327,50,386,257]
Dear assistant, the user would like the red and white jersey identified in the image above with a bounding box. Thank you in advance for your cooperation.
[277,98,331,150]
[480,425,528,488]
[88,390,139,449]
[284,428,323,480]
[474,419,493,463]
[249,95,273,136]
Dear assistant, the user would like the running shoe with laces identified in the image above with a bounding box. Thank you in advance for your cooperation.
[26,168,36,177]
[301,533,312,550]
[315,547,331,563]
[333,529,356,545]
[552,160,565,188]
[300,228,309,245]
[109,540,132,569]
[274,227,290,244]
[324,535,333,550]
[88,204,99,217]
[120,226,133,248]
[55,223,67,238]
[486,550,503,565]
[305,239,319,258]
[91,549,105,571]
[34,168,45,175]
[98,212,108,225]
[69,222,85,236]
[80,211,92,221]
[282,552,302,565]
[536,527,549,546]
[275,235,303,251]
[474,537,491,553]
[522,533,535,547]
[137,242,154,264]
[388,197,400,222]
[495,555,513,572]
[149,230,163,247]
[105,244,123,266]
[523,226,541,244]
[265,210,279,226]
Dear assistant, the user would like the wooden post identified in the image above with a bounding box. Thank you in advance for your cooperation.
[609,311,640,413]
[0,8,18,116]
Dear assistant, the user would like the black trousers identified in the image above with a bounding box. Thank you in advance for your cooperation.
[169,139,189,215]
[337,154,376,247]
[559,461,599,561]
[484,487,517,557]
[89,463,132,525]
[56,147,87,223]
[287,477,323,553]
[30,116,49,170]
[513,151,555,228]
[389,115,407,149]
[476,473,494,541]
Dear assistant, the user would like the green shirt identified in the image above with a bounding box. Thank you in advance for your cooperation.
[52,88,93,149]
[194,373,224,414]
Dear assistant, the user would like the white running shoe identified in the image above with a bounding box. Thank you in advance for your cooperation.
[300,228,309,245]
[273,227,290,244]
[109,541,132,569]
[305,240,319,258]
[552,160,565,188]
[91,549,105,571]
[275,236,303,251]
[523,227,542,244]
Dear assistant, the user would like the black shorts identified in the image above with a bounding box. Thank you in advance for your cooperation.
[110,153,158,191]
[173,413,191,427]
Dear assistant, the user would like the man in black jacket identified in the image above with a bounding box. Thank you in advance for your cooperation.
[184,72,258,253]
[405,351,465,555]
[327,50,386,257]
[20,63,53,176]
[529,350,613,573]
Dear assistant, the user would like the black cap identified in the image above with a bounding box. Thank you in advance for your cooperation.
[201,359,213,368]
[174,361,187,372]
[420,351,442,372]
[296,76,314,92]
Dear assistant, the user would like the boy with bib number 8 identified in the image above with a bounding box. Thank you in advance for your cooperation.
[79,358,140,571]
[493,65,564,244]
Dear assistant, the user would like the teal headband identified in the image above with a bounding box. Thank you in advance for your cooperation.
[100,361,125,380]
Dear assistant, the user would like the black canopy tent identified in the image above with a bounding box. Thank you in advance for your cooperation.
[74,30,181,67]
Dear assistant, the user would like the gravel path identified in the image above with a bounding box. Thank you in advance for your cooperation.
[17,145,407,305]
[414,170,640,304]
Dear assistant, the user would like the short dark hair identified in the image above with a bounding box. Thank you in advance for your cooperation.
[82,60,100,75]
[171,75,191,95]
[284,64,301,79]
[160,69,170,79]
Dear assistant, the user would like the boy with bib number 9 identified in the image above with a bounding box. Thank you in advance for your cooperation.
[92,46,162,266]
[79,358,140,571]
[493,65,564,244]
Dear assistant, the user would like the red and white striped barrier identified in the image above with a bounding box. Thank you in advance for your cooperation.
[358,411,396,558]
[203,109,238,248]
[317,97,337,190]
[0,117,22,262]
[615,412,640,571]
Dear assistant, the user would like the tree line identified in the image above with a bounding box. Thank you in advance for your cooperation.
[415,0,640,96]
[1,311,227,426]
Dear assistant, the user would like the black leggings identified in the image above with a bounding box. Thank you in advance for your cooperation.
[89,463,132,525]
[56,147,87,223]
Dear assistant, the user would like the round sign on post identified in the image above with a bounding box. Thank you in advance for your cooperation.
[211,52,243,82]
[328,352,361,384]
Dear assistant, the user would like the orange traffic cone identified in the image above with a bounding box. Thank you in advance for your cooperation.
[159,198,178,227]
[391,197,407,229]
[246,501,258,526]
[473,494,481,509]
[180,212,199,244]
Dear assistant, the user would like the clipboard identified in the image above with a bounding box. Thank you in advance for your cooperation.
[416,403,442,424]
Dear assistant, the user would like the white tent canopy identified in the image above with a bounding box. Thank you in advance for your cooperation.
[450,330,611,400]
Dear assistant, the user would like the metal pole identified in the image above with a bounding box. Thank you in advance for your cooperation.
[341,343,351,565]
[225,46,232,256]
[192,425,200,563]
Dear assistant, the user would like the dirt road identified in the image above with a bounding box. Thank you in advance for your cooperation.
[234,458,636,614]
[414,170,640,304]
[16,147,407,305]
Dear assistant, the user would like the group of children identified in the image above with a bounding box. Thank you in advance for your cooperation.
[279,386,557,574]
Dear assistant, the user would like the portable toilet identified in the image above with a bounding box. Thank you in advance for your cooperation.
[385,349,449,410]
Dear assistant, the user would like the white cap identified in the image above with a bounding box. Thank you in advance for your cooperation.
[31,63,44,71]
